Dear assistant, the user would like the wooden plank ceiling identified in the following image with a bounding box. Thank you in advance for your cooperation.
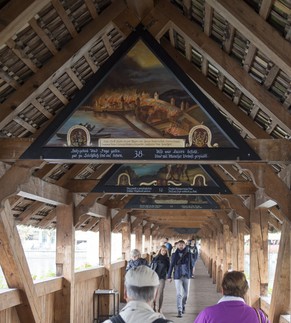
[0,0,290,238]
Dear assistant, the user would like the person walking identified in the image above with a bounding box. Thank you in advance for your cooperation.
[186,239,199,278]
[163,238,173,256]
[194,271,269,323]
[126,249,148,272]
[150,245,170,313]
[167,239,193,318]
[104,265,173,323]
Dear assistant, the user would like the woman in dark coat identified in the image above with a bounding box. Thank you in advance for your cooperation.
[150,245,170,313]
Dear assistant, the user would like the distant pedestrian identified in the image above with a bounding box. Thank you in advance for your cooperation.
[186,239,199,278]
[126,249,148,272]
[167,240,193,318]
[150,245,170,313]
[163,238,173,256]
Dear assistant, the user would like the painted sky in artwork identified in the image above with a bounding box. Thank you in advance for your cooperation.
[46,40,234,148]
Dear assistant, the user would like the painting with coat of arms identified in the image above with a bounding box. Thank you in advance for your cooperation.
[45,40,233,149]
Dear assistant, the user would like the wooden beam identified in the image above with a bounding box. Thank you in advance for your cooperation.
[99,213,111,267]
[29,18,58,55]
[51,0,78,37]
[112,209,129,230]
[0,161,44,204]
[269,222,291,322]
[125,0,155,20]
[17,175,69,205]
[18,201,44,224]
[84,0,98,19]
[160,39,270,139]
[0,1,127,129]
[259,0,275,20]
[239,163,291,222]
[0,200,42,322]
[246,139,291,163]
[153,1,291,132]
[0,138,33,160]
[122,214,131,260]
[55,203,75,322]
[0,0,51,44]
[38,208,56,228]
[249,199,269,306]
[0,289,21,311]
[74,193,107,219]
[205,0,291,76]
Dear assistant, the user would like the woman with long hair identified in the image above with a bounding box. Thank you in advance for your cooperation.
[150,245,170,313]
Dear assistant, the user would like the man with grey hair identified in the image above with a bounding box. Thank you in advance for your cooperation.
[125,248,148,272]
[105,265,173,323]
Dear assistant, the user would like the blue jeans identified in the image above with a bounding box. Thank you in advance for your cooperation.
[174,276,190,311]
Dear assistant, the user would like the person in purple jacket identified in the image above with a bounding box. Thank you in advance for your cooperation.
[194,271,269,323]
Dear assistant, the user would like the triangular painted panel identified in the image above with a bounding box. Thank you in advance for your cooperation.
[125,194,219,210]
[21,24,260,161]
[93,163,230,194]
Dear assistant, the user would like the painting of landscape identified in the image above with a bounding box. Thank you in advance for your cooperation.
[46,40,234,148]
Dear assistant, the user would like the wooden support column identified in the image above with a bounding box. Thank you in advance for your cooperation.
[98,213,112,316]
[250,199,269,306]
[99,214,112,268]
[135,225,143,253]
[0,200,42,322]
[216,232,224,293]
[269,222,291,322]
[151,227,159,252]
[237,218,246,271]
[121,214,131,260]
[55,203,75,323]
[223,224,232,272]
[144,224,151,254]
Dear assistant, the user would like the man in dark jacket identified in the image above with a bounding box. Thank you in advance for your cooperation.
[126,248,148,272]
[167,240,192,318]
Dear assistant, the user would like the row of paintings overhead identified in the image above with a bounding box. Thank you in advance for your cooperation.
[21,24,260,162]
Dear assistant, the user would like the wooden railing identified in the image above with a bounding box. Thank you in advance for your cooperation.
[0,261,127,323]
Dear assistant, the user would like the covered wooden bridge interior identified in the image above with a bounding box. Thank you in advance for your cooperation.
[0,0,291,322]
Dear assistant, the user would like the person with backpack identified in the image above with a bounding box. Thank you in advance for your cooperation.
[167,239,193,318]
[150,245,170,313]
[125,248,148,272]
[104,265,173,323]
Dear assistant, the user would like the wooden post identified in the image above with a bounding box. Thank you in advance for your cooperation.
[250,199,269,306]
[135,225,143,252]
[237,218,245,271]
[223,224,232,272]
[0,200,42,322]
[269,222,290,322]
[55,203,75,323]
[216,231,224,293]
[144,225,151,255]
[98,213,112,316]
[121,214,131,261]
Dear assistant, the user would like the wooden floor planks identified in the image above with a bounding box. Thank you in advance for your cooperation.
[161,258,221,323]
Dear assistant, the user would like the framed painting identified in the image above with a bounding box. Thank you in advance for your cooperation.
[93,163,230,194]
[21,24,260,162]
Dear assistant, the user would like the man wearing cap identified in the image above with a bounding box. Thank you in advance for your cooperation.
[167,239,193,318]
[105,265,173,323]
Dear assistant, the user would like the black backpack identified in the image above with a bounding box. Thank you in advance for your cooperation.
[110,314,173,323]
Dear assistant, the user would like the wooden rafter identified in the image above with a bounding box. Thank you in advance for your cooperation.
[205,0,291,76]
